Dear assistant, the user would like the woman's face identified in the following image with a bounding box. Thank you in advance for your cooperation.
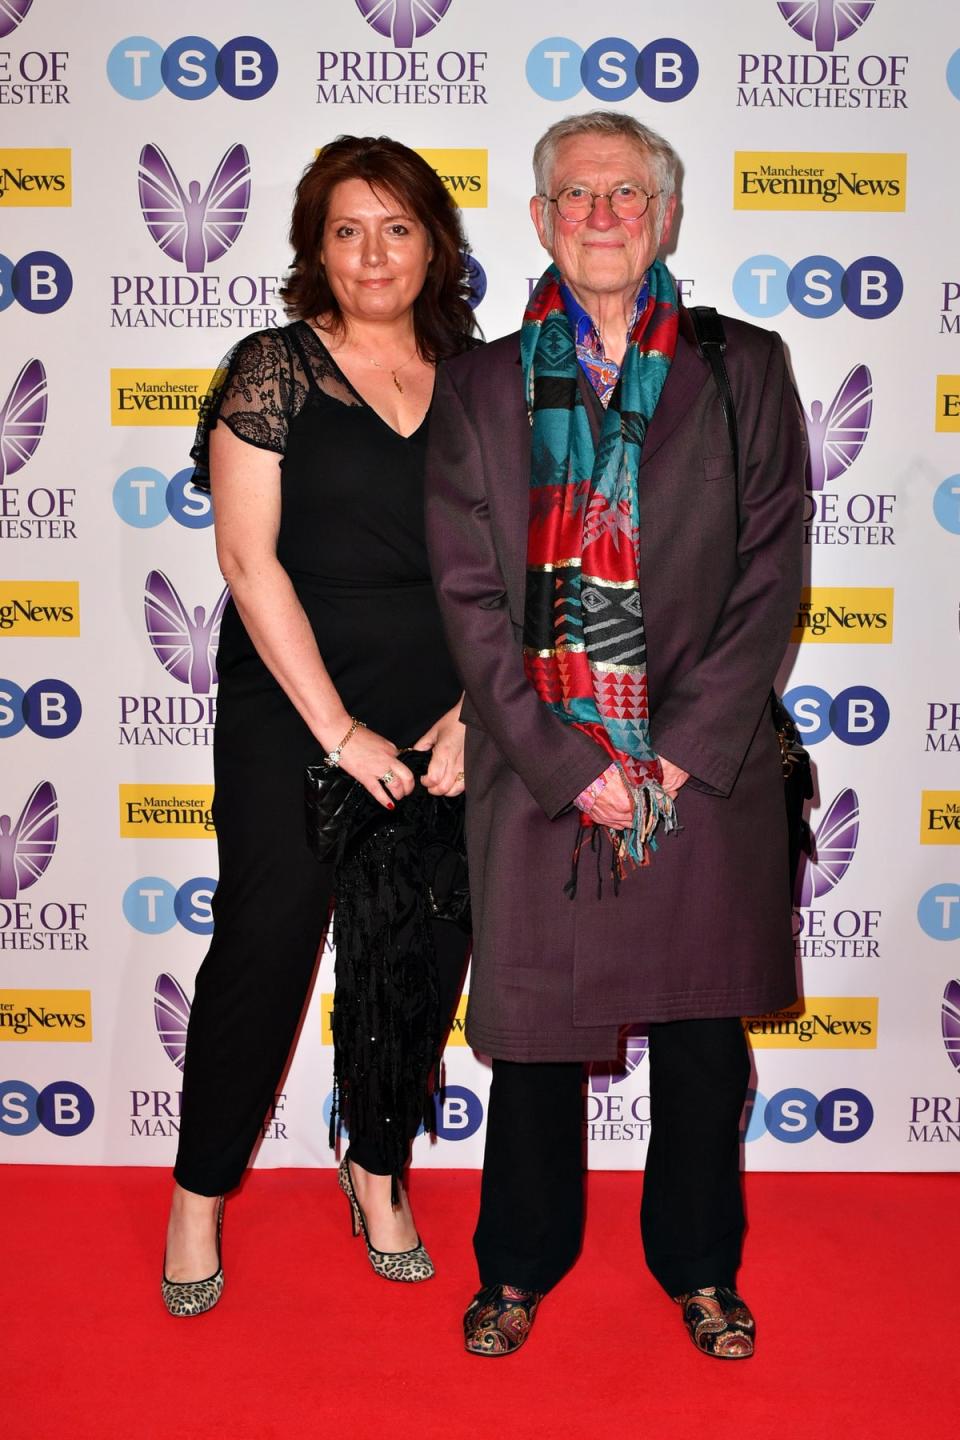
[319,177,434,327]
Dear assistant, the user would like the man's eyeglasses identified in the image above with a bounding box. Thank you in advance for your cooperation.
[539,184,660,223]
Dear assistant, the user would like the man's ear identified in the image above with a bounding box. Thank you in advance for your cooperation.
[530,194,551,252]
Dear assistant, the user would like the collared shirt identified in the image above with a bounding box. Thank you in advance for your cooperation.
[559,273,649,409]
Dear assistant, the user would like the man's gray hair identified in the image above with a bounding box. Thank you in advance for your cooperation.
[532,111,680,228]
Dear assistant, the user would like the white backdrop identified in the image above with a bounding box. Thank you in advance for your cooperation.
[1,0,958,1174]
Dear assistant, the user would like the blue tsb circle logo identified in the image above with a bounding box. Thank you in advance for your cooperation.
[0,677,81,739]
[527,36,698,103]
[123,876,216,935]
[744,1087,874,1144]
[733,254,902,319]
[782,685,889,746]
[917,884,960,942]
[107,35,278,100]
[0,1080,95,1137]
[0,252,72,313]
[112,467,213,530]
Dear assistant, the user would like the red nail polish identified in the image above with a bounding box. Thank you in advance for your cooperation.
[387,801,395,810]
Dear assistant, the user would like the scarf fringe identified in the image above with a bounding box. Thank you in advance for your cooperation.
[565,780,679,900]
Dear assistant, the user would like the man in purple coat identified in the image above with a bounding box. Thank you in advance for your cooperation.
[425,112,805,1360]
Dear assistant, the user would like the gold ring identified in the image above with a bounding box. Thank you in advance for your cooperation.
[455,770,465,781]
[379,770,396,785]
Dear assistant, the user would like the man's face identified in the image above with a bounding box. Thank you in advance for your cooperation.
[530,133,676,304]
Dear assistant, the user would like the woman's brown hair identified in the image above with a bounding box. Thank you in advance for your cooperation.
[280,135,478,361]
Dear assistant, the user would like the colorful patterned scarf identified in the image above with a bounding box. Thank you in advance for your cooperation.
[521,259,680,877]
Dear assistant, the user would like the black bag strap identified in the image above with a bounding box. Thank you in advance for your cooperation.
[687,305,740,484]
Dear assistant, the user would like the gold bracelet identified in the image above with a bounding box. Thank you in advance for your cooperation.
[324,716,365,767]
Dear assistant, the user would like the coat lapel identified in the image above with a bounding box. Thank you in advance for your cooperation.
[639,327,710,468]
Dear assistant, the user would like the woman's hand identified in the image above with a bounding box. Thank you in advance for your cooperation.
[336,725,415,809]
[412,700,466,797]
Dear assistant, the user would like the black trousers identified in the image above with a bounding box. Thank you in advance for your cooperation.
[473,1018,750,1298]
[175,852,467,1197]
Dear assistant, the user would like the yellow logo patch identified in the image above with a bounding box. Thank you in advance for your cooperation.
[791,587,893,643]
[920,792,960,844]
[733,152,906,211]
[0,581,79,636]
[110,369,215,426]
[0,990,92,1042]
[414,148,487,207]
[0,148,72,205]
[743,997,878,1048]
[935,376,960,432]
[119,785,216,838]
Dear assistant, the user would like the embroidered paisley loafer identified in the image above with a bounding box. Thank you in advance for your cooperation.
[675,1285,755,1359]
[463,1283,543,1356]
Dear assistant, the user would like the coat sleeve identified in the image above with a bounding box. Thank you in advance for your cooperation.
[425,360,607,818]
[651,332,805,796]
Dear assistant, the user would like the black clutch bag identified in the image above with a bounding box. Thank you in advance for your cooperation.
[770,693,814,893]
[304,749,470,928]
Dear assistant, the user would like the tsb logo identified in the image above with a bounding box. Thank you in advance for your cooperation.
[744,1087,873,1143]
[432,1084,483,1141]
[0,1078,94,1135]
[0,676,81,738]
[932,475,960,534]
[917,885,960,942]
[526,35,698,103]
[106,35,278,100]
[782,684,889,745]
[112,466,212,530]
[0,250,72,312]
[733,253,902,319]
[123,875,215,935]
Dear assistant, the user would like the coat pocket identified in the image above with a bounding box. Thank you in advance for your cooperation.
[702,451,736,481]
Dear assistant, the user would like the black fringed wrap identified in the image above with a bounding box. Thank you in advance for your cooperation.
[323,751,469,1188]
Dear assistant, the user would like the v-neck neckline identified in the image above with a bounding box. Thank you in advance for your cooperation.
[299,320,433,441]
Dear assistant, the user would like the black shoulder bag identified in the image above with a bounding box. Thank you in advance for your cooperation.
[687,305,813,894]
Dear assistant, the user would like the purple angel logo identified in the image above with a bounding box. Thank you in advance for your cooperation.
[0,0,33,41]
[943,981,960,1072]
[138,143,251,275]
[0,358,47,484]
[588,1030,648,1093]
[355,0,453,47]
[804,364,872,492]
[144,570,229,695]
[777,1,874,51]
[794,787,859,907]
[154,973,191,1071]
[0,781,58,901]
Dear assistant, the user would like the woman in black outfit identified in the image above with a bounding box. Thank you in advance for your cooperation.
[160,136,477,1315]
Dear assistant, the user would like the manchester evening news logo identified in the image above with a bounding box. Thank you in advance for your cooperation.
[110,370,215,426]
[733,152,905,211]
[0,148,70,206]
[935,376,960,433]
[119,786,215,838]
[0,581,79,636]
[737,1,906,110]
[414,148,487,207]
[920,793,960,845]
[791,587,893,642]
[743,996,877,1048]
[0,989,91,1041]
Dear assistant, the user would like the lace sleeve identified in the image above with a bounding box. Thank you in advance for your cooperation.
[189,328,301,492]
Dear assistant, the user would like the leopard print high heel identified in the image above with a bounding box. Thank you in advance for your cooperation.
[338,1156,434,1282]
[161,1196,224,1317]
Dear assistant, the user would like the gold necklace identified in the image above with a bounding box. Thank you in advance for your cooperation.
[363,345,419,393]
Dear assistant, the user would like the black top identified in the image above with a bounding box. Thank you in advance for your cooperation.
[191,322,462,747]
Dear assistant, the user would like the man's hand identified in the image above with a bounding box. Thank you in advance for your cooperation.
[589,770,634,828]
[658,756,689,799]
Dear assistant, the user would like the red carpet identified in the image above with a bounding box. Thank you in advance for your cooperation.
[2,1167,954,1440]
